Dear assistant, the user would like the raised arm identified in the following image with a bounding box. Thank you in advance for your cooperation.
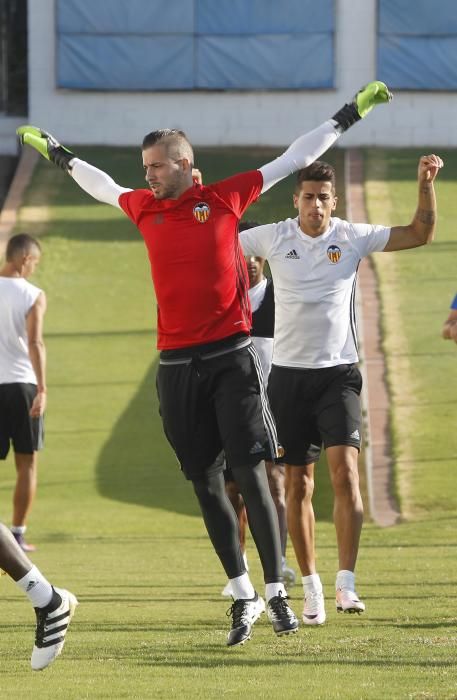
[383,154,443,252]
[26,291,47,417]
[259,81,392,193]
[16,126,131,208]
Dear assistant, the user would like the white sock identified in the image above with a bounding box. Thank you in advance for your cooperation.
[16,565,53,608]
[230,573,255,600]
[336,569,355,592]
[11,525,26,535]
[265,582,287,602]
[302,573,323,594]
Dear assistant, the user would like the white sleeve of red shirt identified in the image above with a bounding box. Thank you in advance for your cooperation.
[71,159,132,208]
[70,119,340,215]
[258,120,340,193]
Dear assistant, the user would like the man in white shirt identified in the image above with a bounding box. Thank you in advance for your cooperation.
[0,234,47,551]
[240,154,443,625]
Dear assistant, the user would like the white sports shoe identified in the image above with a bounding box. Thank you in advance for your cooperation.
[31,587,78,670]
[303,589,326,625]
[336,588,365,614]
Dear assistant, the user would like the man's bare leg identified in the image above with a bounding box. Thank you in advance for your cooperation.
[285,463,316,574]
[326,444,365,613]
[13,452,37,526]
[11,452,38,551]
[285,463,325,624]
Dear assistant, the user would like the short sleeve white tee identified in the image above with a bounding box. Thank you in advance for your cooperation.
[0,277,42,383]
[240,216,390,369]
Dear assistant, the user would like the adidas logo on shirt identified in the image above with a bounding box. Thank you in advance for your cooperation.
[285,249,300,259]
[349,429,360,440]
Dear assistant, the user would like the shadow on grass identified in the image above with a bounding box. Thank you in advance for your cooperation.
[95,356,335,521]
[95,357,199,517]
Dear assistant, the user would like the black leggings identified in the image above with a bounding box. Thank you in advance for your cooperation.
[192,461,282,583]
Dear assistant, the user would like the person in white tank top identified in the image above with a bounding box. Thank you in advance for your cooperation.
[0,233,47,552]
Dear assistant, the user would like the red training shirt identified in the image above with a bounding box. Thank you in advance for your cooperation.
[119,170,263,350]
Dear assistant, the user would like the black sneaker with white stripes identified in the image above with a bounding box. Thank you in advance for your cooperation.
[266,592,299,636]
[31,586,78,670]
[226,593,265,647]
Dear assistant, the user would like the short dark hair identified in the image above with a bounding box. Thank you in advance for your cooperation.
[295,160,336,193]
[142,129,194,165]
[6,233,41,261]
[239,221,260,232]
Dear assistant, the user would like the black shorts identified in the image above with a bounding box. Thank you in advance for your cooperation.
[0,383,44,459]
[156,336,280,480]
[268,364,362,466]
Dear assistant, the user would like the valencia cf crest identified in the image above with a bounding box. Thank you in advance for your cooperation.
[327,244,342,264]
[193,202,211,223]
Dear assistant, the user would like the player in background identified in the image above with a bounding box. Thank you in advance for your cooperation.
[17,81,391,646]
[240,154,442,625]
[0,520,77,670]
[0,234,47,552]
[442,293,457,343]
[222,221,296,597]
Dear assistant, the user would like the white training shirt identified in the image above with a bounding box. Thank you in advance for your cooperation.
[241,216,391,369]
[248,278,274,384]
[0,277,42,383]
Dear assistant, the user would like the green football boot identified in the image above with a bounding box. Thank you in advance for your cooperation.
[354,81,393,119]
[332,81,392,133]
[16,125,75,171]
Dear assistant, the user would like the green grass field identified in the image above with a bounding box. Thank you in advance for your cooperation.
[0,148,455,699]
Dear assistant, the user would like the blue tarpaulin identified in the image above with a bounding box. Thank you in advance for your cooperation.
[56,0,335,90]
[378,0,457,89]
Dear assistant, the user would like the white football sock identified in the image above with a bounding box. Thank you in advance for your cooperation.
[265,582,287,602]
[11,525,26,535]
[336,569,355,591]
[16,565,53,608]
[302,573,323,593]
[230,573,255,600]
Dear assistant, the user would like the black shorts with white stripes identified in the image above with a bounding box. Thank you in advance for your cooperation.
[268,363,362,466]
[0,383,44,459]
[156,334,280,480]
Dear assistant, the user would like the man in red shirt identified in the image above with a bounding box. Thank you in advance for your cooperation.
[17,81,391,646]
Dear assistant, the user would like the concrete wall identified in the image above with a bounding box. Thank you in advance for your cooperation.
[25,0,457,148]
